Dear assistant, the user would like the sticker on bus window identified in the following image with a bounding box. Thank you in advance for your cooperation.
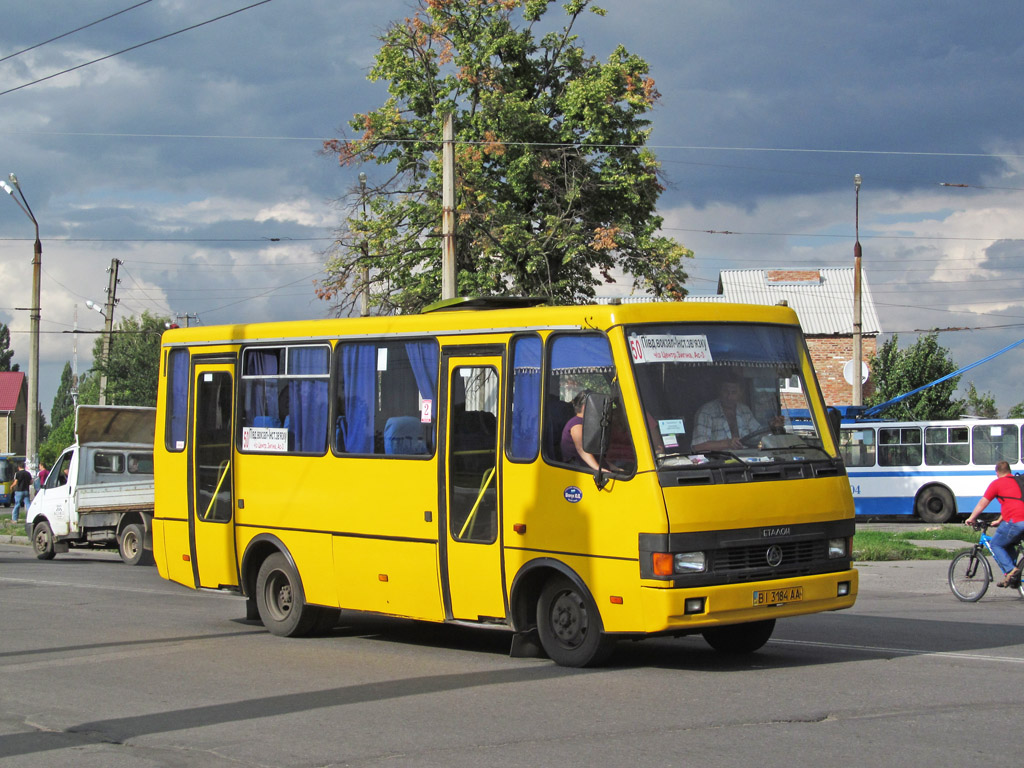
[377,348,388,371]
[421,399,433,423]
[659,419,685,435]
[241,426,288,452]
[628,334,713,364]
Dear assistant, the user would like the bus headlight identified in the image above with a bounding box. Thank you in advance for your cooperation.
[828,537,849,559]
[652,551,707,576]
[673,552,706,573]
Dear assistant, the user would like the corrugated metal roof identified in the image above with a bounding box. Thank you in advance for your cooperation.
[0,372,25,412]
[697,268,881,336]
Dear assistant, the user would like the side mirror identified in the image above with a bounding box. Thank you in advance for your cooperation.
[827,407,842,446]
[582,393,612,456]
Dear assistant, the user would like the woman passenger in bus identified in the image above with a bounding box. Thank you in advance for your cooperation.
[560,391,601,471]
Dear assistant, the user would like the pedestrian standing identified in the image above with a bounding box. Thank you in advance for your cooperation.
[11,461,32,524]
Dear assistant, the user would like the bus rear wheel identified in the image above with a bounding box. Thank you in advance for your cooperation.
[536,576,613,667]
[916,486,956,524]
[256,552,318,637]
[702,619,776,654]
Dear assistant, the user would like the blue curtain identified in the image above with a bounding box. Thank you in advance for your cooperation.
[340,344,375,454]
[405,341,438,407]
[168,349,189,449]
[288,347,329,453]
[510,336,541,459]
[246,349,280,421]
[550,334,613,372]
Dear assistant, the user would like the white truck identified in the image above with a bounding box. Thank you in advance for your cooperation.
[26,405,156,565]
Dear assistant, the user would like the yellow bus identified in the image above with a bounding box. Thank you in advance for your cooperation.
[153,299,857,666]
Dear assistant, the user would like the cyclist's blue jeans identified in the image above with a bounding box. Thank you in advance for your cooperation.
[990,520,1024,574]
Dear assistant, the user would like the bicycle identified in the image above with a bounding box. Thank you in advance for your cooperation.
[948,520,1024,602]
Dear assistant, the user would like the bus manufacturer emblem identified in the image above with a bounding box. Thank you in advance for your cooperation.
[563,486,583,504]
[766,545,784,567]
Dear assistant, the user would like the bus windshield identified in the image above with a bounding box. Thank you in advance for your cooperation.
[627,322,832,468]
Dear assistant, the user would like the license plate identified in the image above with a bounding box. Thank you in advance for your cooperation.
[753,586,803,606]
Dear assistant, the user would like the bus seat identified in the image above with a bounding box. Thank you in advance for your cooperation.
[384,416,427,455]
[253,416,281,428]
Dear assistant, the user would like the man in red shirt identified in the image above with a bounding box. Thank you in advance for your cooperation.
[965,461,1024,587]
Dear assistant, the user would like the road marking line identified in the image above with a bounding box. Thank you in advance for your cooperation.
[774,638,1024,664]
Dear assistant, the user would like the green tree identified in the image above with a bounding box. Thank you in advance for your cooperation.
[0,323,19,371]
[866,333,965,420]
[319,0,692,314]
[963,381,997,418]
[51,361,76,428]
[39,413,74,467]
[91,312,167,407]
[1009,402,1024,419]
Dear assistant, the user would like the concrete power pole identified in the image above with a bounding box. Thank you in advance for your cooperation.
[98,258,121,406]
[441,114,456,300]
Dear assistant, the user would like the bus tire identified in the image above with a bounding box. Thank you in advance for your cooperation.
[32,521,56,560]
[256,552,318,638]
[118,523,146,566]
[916,486,956,524]
[702,619,776,654]
[536,576,613,667]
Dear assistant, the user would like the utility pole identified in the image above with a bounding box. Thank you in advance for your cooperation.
[441,114,456,300]
[852,174,863,407]
[359,172,369,316]
[72,305,79,408]
[98,258,121,406]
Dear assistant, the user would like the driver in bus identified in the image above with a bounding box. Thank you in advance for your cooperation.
[690,375,765,452]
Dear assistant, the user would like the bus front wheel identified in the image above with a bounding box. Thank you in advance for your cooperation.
[536,576,613,667]
[702,619,775,654]
[916,486,955,524]
[256,552,318,637]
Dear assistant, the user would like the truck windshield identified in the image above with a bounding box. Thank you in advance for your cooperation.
[627,322,833,469]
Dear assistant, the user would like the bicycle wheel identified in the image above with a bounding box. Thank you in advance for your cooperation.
[949,549,991,602]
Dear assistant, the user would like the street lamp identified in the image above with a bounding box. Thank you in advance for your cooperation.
[85,298,113,405]
[0,173,41,472]
[852,173,863,407]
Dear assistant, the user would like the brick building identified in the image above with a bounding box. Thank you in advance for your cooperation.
[0,372,28,455]
[683,268,881,406]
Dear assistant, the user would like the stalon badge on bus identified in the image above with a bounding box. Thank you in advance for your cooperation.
[563,486,583,504]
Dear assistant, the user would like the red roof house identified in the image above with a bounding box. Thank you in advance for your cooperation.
[0,372,27,454]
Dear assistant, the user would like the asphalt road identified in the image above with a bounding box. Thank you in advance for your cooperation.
[1,541,1022,767]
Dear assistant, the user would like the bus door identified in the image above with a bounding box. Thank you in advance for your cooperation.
[189,362,238,590]
[440,353,507,622]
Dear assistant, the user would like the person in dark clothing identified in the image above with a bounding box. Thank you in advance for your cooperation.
[11,462,31,524]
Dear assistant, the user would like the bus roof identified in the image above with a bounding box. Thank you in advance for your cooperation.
[160,301,802,347]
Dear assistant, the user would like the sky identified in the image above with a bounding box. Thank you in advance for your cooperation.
[2,0,1024,417]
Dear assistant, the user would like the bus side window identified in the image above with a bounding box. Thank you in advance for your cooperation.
[334,339,438,457]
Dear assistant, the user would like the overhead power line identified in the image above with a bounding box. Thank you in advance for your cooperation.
[0,0,155,64]
[0,0,275,98]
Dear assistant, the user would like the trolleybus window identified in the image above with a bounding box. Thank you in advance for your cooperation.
[972,423,1019,465]
[924,425,969,466]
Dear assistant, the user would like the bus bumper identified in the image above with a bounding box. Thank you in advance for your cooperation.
[638,568,858,634]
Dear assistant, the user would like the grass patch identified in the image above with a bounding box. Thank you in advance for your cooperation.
[0,518,26,537]
[854,524,977,561]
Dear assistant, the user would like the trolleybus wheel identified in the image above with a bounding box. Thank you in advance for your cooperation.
[255,552,318,637]
[702,619,776,655]
[916,486,955,524]
[536,576,613,667]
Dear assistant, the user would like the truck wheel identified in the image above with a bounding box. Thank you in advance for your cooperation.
[119,523,146,566]
[255,552,318,637]
[32,521,56,560]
